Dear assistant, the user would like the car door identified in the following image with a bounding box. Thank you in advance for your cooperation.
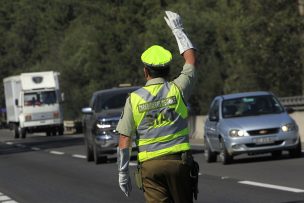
[86,94,101,144]
[205,99,221,151]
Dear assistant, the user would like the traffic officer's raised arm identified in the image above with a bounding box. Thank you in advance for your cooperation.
[164,11,196,65]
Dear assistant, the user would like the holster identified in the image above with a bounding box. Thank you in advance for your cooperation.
[134,164,144,191]
[181,152,200,200]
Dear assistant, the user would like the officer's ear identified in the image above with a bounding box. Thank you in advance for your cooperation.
[143,67,149,80]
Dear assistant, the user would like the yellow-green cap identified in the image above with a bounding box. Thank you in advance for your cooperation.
[141,45,172,67]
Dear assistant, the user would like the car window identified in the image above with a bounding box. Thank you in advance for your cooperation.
[222,95,284,118]
[209,99,219,120]
[92,91,132,113]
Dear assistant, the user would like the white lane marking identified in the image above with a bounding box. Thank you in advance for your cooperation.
[0,195,11,201]
[239,180,304,193]
[31,147,41,151]
[72,154,86,159]
[129,162,137,166]
[5,142,14,145]
[2,201,18,203]
[49,151,65,155]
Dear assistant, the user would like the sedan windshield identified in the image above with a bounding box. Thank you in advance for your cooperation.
[222,95,284,118]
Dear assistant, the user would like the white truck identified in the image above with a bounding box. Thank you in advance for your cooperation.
[3,71,64,138]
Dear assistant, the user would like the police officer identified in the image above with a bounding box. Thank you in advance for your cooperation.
[117,11,197,203]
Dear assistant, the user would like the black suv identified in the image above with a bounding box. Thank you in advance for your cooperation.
[81,86,139,164]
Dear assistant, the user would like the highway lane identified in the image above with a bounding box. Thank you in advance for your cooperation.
[0,129,304,203]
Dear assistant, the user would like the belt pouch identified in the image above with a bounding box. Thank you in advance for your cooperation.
[134,165,143,191]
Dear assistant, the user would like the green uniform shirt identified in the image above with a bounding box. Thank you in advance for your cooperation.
[116,63,196,137]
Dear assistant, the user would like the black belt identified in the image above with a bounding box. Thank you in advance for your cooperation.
[150,152,183,160]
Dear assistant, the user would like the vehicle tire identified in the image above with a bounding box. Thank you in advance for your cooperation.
[219,139,233,165]
[46,130,51,136]
[289,139,302,158]
[19,127,26,139]
[271,150,282,159]
[204,140,217,163]
[85,140,94,162]
[58,125,64,136]
[14,124,20,139]
[93,143,107,164]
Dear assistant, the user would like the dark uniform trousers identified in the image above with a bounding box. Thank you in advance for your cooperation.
[141,154,193,203]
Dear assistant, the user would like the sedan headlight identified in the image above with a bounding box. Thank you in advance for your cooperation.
[229,129,245,137]
[281,123,296,132]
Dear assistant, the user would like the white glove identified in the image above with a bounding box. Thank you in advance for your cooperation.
[119,171,132,197]
[118,148,132,197]
[164,11,194,54]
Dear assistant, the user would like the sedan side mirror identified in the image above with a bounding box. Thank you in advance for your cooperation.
[285,107,295,114]
[209,114,219,122]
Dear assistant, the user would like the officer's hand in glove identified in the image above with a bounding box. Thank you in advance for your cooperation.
[164,11,194,54]
[119,171,132,197]
[164,11,183,31]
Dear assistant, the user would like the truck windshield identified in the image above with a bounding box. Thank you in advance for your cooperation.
[222,95,284,118]
[24,91,57,106]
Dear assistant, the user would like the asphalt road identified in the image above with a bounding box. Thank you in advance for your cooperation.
[0,129,304,203]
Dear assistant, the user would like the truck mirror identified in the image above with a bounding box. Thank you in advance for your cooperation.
[61,93,64,102]
[15,99,18,106]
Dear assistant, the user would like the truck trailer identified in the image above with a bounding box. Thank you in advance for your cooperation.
[3,71,64,138]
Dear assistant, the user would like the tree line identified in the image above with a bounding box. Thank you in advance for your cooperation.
[0,0,303,119]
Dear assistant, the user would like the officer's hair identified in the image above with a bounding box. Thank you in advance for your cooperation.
[146,65,170,78]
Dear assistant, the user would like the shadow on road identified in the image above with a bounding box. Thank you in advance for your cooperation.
[227,152,304,165]
[0,135,84,156]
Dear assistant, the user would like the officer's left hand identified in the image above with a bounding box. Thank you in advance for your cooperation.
[119,171,132,197]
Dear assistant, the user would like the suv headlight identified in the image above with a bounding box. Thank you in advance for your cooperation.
[281,123,296,132]
[229,129,245,137]
[96,123,111,129]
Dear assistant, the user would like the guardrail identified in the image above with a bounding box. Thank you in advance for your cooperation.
[279,95,304,111]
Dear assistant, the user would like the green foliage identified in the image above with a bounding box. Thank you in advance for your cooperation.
[0,0,303,117]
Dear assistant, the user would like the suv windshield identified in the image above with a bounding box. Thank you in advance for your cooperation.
[222,95,284,118]
[94,92,129,113]
[24,91,57,106]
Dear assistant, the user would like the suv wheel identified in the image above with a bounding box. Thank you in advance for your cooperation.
[219,139,233,165]
[204,140,217,163]
[93,143,107,164]
[289,139,302,158]
[85,140,94,162]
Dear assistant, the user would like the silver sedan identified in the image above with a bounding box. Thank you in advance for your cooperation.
[204,91,302,164]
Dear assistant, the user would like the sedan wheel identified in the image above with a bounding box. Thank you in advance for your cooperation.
[204,140,217,163]
[219,140,233,165]
[289,139,302,158]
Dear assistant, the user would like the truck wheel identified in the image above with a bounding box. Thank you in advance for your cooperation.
[19,127,26,139]
[219,139,233,165]
[204,140,217,163]
[14,124,20,139]
[58,125,64,136]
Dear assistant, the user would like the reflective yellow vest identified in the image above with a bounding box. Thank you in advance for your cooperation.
[130,82,191,162]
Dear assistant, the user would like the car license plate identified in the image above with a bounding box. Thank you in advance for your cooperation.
[252,137,275,145]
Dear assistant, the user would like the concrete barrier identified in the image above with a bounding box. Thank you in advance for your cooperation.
[189,112,304,142]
